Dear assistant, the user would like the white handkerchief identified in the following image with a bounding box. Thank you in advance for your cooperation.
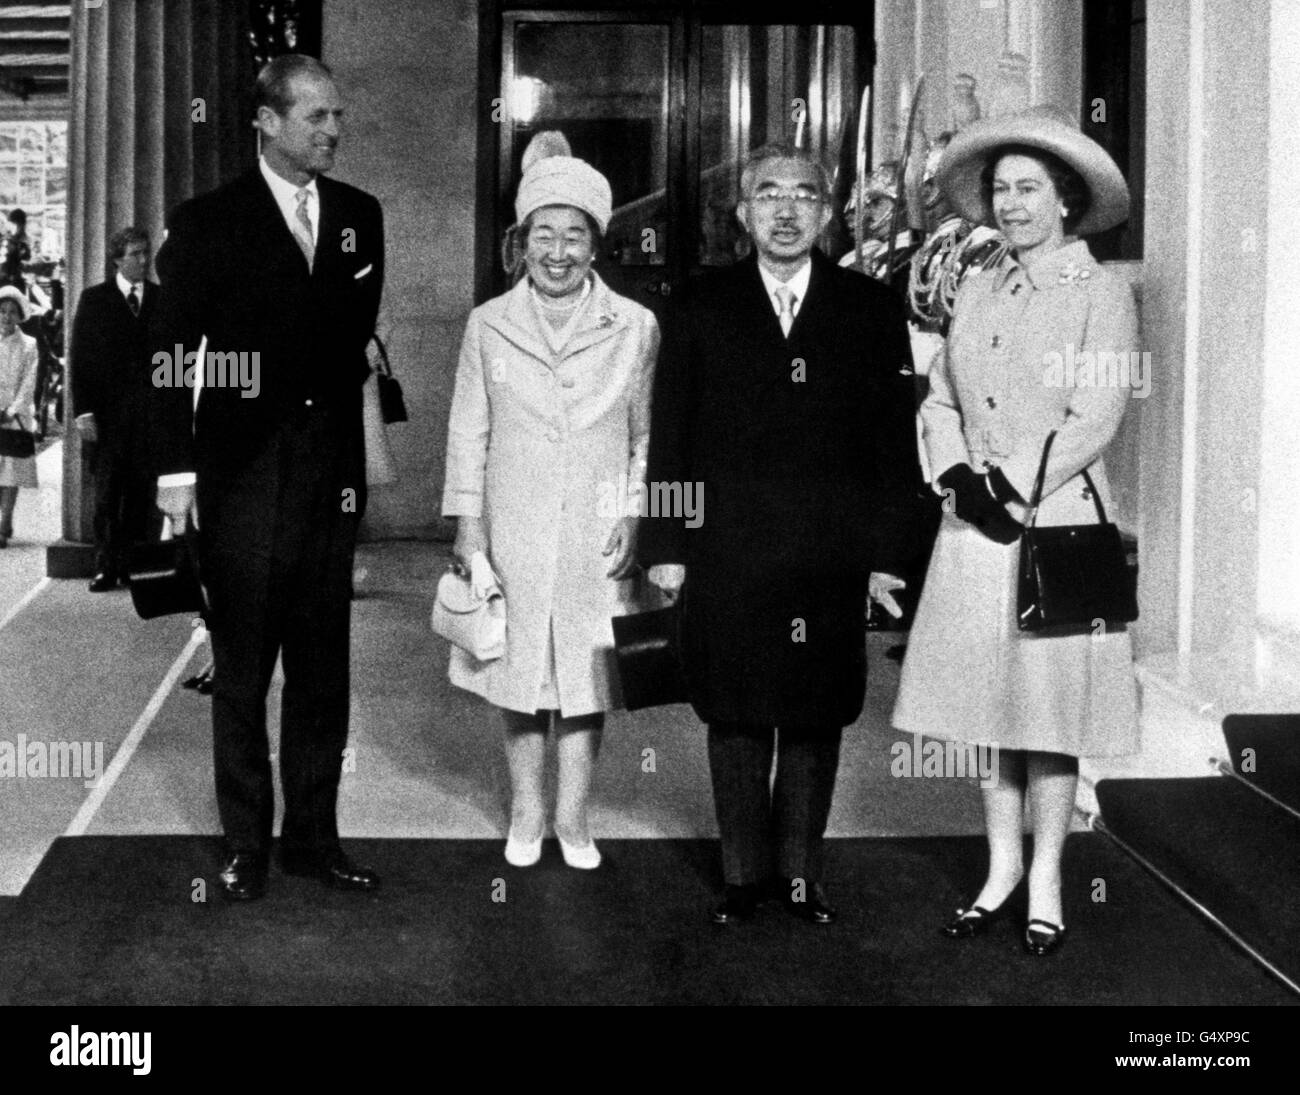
[354,264,373,280]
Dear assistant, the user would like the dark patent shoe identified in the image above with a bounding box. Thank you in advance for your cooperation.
[1023,919,1068,956]
[88,572,117,593]
[218,851,268,902]
[941,877,1025,938]
[710,884,761,924]
[780,880,838,925]
[281,848,381,892]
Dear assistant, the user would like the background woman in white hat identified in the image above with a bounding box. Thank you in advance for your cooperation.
[892,108,1140,956]
[442,132,659,870]
[0,283,39,547]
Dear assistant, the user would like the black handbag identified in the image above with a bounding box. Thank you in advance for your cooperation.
[370,335,408,424]
[0,422,34,458]
[612,595,689,711]
[1016,430,1138,632]
[128,534,207,621]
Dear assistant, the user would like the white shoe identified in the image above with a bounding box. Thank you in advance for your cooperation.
[557,834,601,870]
[504,826,543,867]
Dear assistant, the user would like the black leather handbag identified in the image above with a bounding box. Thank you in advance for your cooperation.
[0,422,34,458]
[370,335,408,425]
[1016,430,1138,632]
[128,535,207,621]
[612,596,689,711]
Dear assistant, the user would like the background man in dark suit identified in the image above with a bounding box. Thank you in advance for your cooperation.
[150,54,384,901]
[71,226,163,591]
[640,144,921,925]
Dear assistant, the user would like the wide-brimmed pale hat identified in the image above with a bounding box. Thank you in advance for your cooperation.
[0,284,28,320]
[514,130,613,234]
[936,106,1130,235]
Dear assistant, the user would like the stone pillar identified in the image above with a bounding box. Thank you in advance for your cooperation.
[53,0,255,577]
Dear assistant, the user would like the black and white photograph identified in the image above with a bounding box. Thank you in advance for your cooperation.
[0,0,1294,1056]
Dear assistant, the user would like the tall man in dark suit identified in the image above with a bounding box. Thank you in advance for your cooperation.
[640,145,921,925]
[70,227,164,591]
[150,55,384,901]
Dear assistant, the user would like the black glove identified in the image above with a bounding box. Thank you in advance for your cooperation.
[937,464,1023,545]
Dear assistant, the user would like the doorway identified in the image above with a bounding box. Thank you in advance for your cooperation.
[481,3,875,312]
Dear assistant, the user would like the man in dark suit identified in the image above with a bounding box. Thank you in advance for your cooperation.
[149,54,384,901]
[70,227,164,591]
[640,144,921,925]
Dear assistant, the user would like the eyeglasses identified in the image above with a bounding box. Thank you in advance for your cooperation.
[750,187,823,208]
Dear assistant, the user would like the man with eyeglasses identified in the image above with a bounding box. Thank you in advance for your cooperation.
[640,144,922,925]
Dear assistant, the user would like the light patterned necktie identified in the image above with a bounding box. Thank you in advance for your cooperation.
[293,187,315,270]
[774,285,796,337]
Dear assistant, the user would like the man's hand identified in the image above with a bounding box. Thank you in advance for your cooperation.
[157,482,195,535]
[75,412,97,443]
[603,516,639,580]
[868,572,906,621]
[647,563,686,603]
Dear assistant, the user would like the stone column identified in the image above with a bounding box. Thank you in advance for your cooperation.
[53,0,254,577]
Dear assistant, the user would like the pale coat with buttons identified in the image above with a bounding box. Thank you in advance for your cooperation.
[442,272,659,716]
[893,240,1139,756]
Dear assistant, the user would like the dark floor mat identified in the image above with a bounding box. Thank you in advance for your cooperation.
[0,835,1291,1005]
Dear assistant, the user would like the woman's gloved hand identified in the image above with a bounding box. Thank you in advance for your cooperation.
[937,464,1023,545]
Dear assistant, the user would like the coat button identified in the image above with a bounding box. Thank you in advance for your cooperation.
[990,334,1002,348]
[562,378,576,389]
[985,396,997,409]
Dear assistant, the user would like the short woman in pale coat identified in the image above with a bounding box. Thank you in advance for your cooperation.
[0,285,39,548]
[443,133,658,870]
[892,110,1140,955]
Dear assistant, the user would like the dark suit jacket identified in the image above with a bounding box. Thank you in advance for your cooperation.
[149,168,384,496]
[638,249,922,729]
[70,278,158,435]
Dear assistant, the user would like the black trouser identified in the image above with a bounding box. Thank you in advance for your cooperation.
[198,406,362,856]
[92,422,163,576]
[706,721,843,887]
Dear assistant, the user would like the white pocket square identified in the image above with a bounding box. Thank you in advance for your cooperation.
[354,264,373,280]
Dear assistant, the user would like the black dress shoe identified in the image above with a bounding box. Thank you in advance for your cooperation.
[218,851,268,902]
[710,884,761,924]
[1023,919,1068,956]
[281,848,381,892]
[88,572,117,593]
[780,880,838,925]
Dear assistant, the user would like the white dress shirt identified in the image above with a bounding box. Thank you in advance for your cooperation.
[259,154,319,246]
[757,259,812,321]
[115,271,145,305]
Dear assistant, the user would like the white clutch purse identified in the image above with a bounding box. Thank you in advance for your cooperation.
[431,566,506,661]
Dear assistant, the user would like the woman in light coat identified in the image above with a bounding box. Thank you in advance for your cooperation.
[443,132,658,870]
[0,285,39,547]
[893,109,1140,955]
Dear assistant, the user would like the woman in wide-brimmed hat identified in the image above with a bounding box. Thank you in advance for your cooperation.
[442,132,659,871]
[892,107,1141,956]
[0,283,38,547]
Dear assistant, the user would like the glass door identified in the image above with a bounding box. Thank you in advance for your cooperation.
[493,6,872,311]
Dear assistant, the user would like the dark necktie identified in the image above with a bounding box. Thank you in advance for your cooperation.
[127,287,140,317]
